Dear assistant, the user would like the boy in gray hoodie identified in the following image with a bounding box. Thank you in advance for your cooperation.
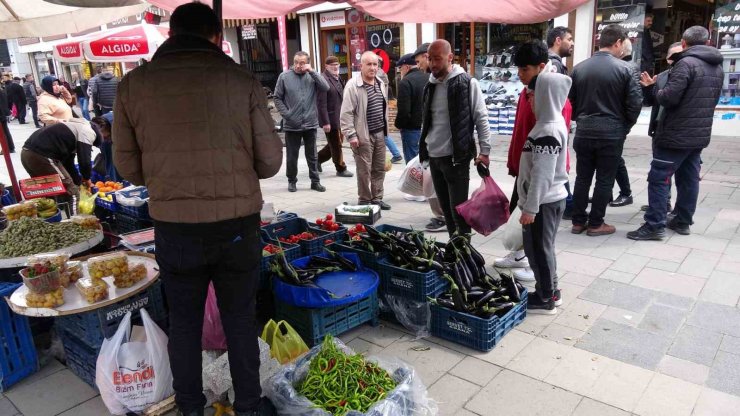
[517,72,571,314]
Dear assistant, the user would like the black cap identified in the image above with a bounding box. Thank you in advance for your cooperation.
[397,53,416,66]
[413,43,430,57]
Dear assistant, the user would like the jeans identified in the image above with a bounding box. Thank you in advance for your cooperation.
[644,147,702,229]
[429,156,471,236]
[522,199,565,300]
[155,214,262,414]
[317,128,346,172]
[285,129,320,184]
[78,97,90,120]
[614,157,631,197]
[572,138,624,227]
[385,135,401,159]
[400,129,421,164]
[29,100,40,127]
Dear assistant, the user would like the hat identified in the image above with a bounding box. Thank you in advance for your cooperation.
[397,53,416,66]
[413,43,430,57]
[325,55,339,65]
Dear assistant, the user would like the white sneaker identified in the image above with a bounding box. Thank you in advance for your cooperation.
[513,267,536,282]
[403,193,427,202]
[494,250,529,268]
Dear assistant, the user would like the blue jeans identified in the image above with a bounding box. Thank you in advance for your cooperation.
[644,147,702,229]
[79,97,90,120]
[400,129,421,164]
[385,135,401,159]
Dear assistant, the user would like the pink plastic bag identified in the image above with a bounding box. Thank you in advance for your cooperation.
[202,282,227,350]
[456,165,510,236]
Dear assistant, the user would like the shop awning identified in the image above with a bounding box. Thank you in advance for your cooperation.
[146,0,588,24]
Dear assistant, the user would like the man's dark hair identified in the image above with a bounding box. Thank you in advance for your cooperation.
[12,77,20,81]
[513,40,549,67]
[645,12,654,19]
[682,26,709,47]
[170,2,222,39]
[546,27,572,48]
[599,24,627,48]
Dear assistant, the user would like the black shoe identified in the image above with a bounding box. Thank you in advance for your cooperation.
[374,200,391,210]
[425,217,446,232]
[391,155,403,164]
[627,223,666,241]
[177,409,205,416]
[311,183,326,192]
[527,294,557,315]
[640,205,649,212]
[236,397,277,416]
[288,182,297,192]
[667,218,690,235]
[609,194,633,207]
[337,170,353,178]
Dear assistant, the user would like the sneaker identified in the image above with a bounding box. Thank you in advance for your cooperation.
[587,223,616,236]
[403,194,426,202]
[336,170,353,177]
[373,200,391,210]
[667,218,690,235]
[627,223,666,241]
[513,267,535,282]
[571,224,587,234]
[425,217,446,232]
[527,294,557,315]
[609,194,633,207]
[494,250,529,268]
[391,155,403,164]
[553,289,562,307]
[311,183,326,192]
[288,182,297,192]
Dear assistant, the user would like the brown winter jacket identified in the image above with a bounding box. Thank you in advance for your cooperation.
[113,35,283,223]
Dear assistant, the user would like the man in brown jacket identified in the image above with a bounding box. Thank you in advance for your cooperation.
[316,55,352,177]
[113,4,282,416]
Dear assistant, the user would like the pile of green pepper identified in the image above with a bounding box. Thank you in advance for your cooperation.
[297,335,397,415]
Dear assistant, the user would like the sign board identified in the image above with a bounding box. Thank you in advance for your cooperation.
[320,10,346,28]
[242,24,257,40]
[278,16,289,72]
[107,6,170,28]
[20,175,66,199]
[714,1,740,39]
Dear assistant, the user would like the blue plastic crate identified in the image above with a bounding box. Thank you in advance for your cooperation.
[430,288,528,352]
[261,217,334,256]
[260,211,298,229]
[1,188,17,206]
[115,212,153,234]
[376,258,448,303]
[55,280,167,349]
[57,328,98,389]
[260,238,300,289]
[274,290,379,346]
[0,282,38,392]
[119,203,149,219]
[95,193,118,212]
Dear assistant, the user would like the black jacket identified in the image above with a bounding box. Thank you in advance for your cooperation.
[394,68,427,130]
[316,71,344,130]
[23,81,37,103]
[92,72,119,109]
[6,83,26,106]
[0,89,9,117]
[24,123,94,184]
[644,69,670,138]
[641,29,655,73]
[548,52,568,75]
[654,45,724,150]
[569,51,642,139]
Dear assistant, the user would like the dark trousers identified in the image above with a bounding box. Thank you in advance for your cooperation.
[429,156,471,236]
[614,157,632,197]
[572,138,624,227]
[285,129,320,184]
[509,176,519,215]
[1,120,14,152]
[644,147,701,229]
[317,128,346,172]
[523,199,565,300]
[155,214,262,413]
[29,100,40,127]
[564,181,573,215]
[400,129,421,164]
[13,101,26,123]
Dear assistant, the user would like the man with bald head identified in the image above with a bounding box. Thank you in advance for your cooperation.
[418,39,491,237]
[340,51,391,209]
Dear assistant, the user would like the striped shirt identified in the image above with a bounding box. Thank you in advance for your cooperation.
[363,80,385,133]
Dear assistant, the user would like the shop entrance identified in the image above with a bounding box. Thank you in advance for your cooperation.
[319,28,349,83]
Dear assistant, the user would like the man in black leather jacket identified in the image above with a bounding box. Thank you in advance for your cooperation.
[628,27,723,240]
[569,24,642,237]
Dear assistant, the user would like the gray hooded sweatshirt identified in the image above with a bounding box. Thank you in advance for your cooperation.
[517,72,571,215]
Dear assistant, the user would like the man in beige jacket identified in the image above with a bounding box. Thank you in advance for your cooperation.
[113,4,283,416]
[340,51,391,210]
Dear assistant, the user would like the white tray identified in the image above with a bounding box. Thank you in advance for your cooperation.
[0,231,105,269]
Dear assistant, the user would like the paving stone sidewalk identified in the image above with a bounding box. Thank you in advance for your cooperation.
[2,122,739,416]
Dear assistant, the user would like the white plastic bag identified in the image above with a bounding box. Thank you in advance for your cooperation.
[502,206,523,251]
[422,164,436,199]
[96,309,174,415]
[397,156,425,197]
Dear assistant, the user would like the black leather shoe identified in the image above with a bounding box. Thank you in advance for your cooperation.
[609,194,633,207]
[236,397,276,416]
[317,164,322,172]
[311,183,326,192]
[627,223,665,241]
[337,170,353,178]
[288,182,297,192]
[667,218,690,235]
[374,200,391,210]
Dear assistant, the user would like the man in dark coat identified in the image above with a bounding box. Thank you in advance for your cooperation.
[0,86,14,153]
[316,55,352,177]
[394,53,427,163]
[6,77,27,124]
[628,26,724,240]
[24,74,41,128]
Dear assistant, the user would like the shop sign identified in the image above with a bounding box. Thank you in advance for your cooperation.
[17,38,39,46]
[714,1,740,37]
[242,24,257,40]
[594,4,644,40]
[108,6,170,28]
[319,10,346,28]
[56,43,82,60]
[277,16,289,72]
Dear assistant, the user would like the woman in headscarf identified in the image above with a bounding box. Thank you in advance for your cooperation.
[37,76,74,126]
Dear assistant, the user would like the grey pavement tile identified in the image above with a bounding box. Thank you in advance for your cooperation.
[715,258,740,274]
[379,335,465,387]
[571,398,630,416]
[657,355,710,386]
[686,301,740,337]
[598,269,636,284]
[346,337,386,355]
[553,298,607,332]
[539,323,585,346]
[677,249,723,279]
[57,396,110,416]
[703,219,739,240]
[578,279,655,313]
[634,373,702,416]
[646,259,681,273]
[544,347,613,396]
[465,370,582,416]
[448,356,502,387]
[0,397,18,415]
[637,303,688,337]
[559,272,596,287]
[556,251,613,277]
[506,337,572,381]
[427,374,481,416]
[358,324,406,348]
[652,292,696,311]
[693,387,740,416]
[4,357,65,390]
[609,253,651,275]
[576,318,672,370]
[706,350,740,396]
[4,369,98,416]
[699,270,740,307]
[668,325,724,366]
[587,359,655,411]
[667,233,730,254]
[600,306,644,328]
[627,243,692,263]
[720,334,740,354]
[632,267,706,299]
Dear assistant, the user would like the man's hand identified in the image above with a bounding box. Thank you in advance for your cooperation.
[520,212,535,225]
[82,179,93,189]
[640,72,657,87]
[475,154,490,166]
[322,124,331,133]
[349,137,359,149]
[304,63,313,73]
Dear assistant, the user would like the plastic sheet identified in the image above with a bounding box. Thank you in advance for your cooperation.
[379,294,430,339]
[265,338,437,416]
[502,206,523,251]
